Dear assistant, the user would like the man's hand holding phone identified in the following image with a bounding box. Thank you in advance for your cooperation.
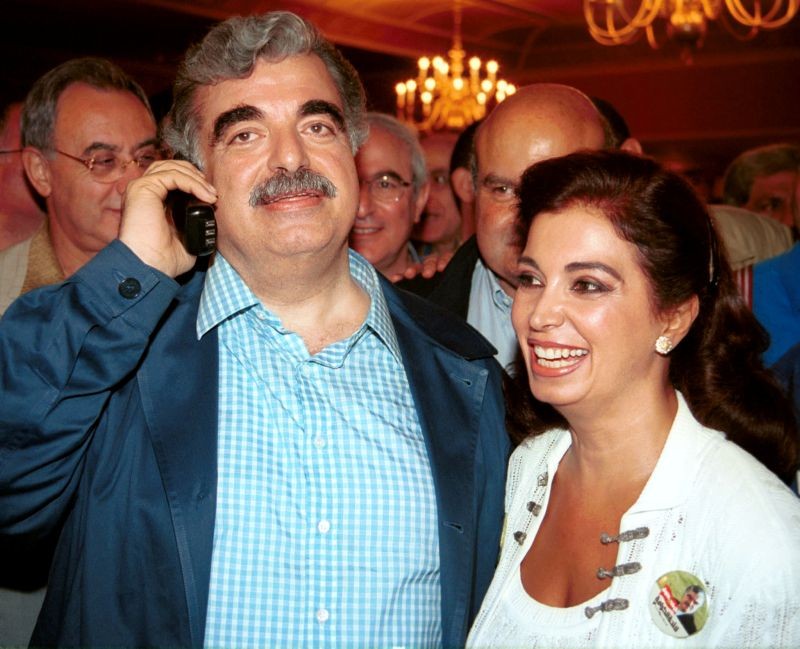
[119,160,218,278]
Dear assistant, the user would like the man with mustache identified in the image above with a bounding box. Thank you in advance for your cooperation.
[0,11,509,649]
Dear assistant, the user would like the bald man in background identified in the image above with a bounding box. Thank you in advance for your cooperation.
[422,83,615,371]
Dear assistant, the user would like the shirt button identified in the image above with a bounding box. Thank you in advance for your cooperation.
[117,278,141,299]
[317,520,331,534]
[314,436,326,449]
[255,311,267,321]
[316,608,330,623]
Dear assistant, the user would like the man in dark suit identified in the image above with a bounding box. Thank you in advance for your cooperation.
[0,12,508,649]
[412,84,614,373]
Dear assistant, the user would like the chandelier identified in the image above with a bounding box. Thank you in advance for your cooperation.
[395,0,516,132]
[584,0,799,49]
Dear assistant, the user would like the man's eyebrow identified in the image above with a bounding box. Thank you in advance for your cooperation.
[133,137,159,151]
[481,172,517,188]
[80,137,159,158]
[369,170,406,183]
[299,100,345,131]
[211,105,265,145]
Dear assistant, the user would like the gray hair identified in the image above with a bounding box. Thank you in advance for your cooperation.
[364,112,428,195]
[21,57,152,151]
[163,11,367,166]
[722,143,800,207]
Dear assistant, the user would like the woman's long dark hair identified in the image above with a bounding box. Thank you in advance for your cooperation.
[507,149,798,483]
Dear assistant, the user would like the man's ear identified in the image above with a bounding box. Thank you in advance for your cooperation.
[413,180,430,224]
[621,138,644,155]
[662,295,700,350]
[451,167,474,204]
[22,147,53,198]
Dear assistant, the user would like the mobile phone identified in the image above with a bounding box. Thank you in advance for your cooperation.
[169,191,217,257]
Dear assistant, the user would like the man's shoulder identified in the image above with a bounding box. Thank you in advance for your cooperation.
[395,238,480,298]
[381,275,497,361]
[0,234,35,317]
[710,204,793,270]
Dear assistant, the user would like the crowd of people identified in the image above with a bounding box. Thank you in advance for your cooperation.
[0,8,798,649]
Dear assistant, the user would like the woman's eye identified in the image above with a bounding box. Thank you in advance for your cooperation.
[573,279,607,293]
[517,273,542,288]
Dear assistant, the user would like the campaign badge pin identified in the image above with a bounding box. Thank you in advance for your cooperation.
[649,570,709,638]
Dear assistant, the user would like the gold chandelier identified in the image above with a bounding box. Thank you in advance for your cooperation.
[395,0,516,132]
[584,0,799,48]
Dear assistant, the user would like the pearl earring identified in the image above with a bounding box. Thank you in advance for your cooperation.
[655,335,673,356]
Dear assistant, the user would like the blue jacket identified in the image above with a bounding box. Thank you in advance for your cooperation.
[753,242,800,365]
[0,241,510,649]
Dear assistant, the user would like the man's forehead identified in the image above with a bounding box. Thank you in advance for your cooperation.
[199,54,343,119]
[359,127,411,171]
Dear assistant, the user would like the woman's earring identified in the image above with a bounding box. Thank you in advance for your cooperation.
[655,335,673,356]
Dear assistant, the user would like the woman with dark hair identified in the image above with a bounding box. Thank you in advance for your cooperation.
[467,150,800,648]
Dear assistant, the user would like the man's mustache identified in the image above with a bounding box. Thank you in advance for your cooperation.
[249,169,338,207]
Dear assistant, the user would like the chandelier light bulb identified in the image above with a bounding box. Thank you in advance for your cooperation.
[583,0,799,49]
[394,2,516,131]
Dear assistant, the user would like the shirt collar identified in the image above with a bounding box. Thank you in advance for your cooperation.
[475,257,513,312]
[196,250,402,362]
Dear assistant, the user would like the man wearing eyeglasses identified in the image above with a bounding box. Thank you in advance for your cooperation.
[0,57,158,316]
[350,112,430,278]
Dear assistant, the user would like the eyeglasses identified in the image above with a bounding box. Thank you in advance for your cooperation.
[360,173,412,203]
[55,148,161,183]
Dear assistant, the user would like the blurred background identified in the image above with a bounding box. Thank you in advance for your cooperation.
[4,0,798,200]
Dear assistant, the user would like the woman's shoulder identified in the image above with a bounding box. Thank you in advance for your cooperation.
[690,428,800,549]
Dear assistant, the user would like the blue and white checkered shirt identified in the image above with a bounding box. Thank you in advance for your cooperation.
[199,251,442,649]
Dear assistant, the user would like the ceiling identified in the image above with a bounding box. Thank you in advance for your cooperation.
[3,0,799,193]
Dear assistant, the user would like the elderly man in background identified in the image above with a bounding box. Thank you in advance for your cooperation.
[0,57,159,315]
[723,143,800,236]
[413,130,462,257]
[350,111,430,278]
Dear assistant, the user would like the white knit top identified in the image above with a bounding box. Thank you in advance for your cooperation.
[467,393,800,649]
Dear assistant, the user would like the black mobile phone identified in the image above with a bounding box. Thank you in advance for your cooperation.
[169,191,217,257]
